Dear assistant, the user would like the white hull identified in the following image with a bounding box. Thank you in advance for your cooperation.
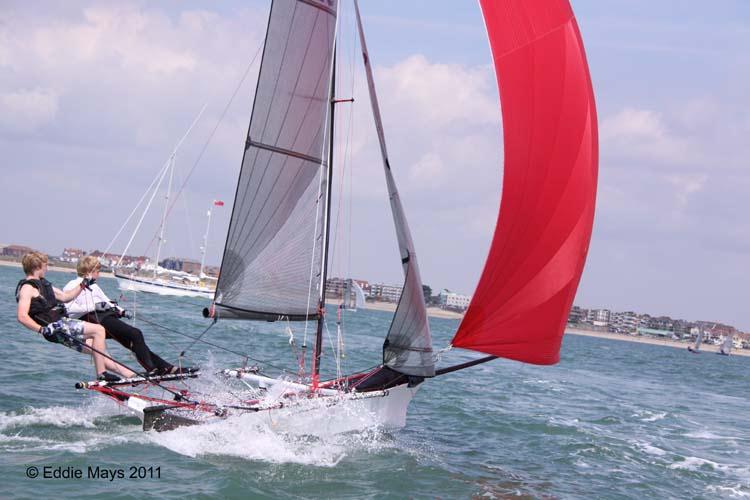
[234,373,419,431]
[115,273,214,299]
[125,372,419,433]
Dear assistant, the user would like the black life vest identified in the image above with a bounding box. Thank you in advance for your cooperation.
[15,278,62,326]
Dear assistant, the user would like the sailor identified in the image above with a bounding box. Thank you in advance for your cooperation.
[63,256,195,376]
[15,252,135,382]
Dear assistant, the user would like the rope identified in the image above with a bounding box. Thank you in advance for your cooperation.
[141,44,264,258]
[178,319,216,358]
[133,315,296,375]
[51,327,193,402]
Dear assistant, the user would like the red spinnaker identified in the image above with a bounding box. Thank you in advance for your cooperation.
[450,0,598,365]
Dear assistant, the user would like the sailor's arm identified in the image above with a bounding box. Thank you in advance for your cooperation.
[54,282,85,303]
[62,279,92,315]
[16,285,44,333]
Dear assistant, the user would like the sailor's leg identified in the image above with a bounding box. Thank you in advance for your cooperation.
[80,322,107,376]
[100,316,163,372]
[102,357,136,378]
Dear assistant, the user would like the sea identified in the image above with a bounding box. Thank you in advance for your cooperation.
[1,265,748,499]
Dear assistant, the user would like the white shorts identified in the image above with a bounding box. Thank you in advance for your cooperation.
[42,318,87,353]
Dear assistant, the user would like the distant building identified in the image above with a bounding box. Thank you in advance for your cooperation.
[568,306,587,324]
[438,289,471,311]
[2,244,37,258]
[326,278,369,299]
[89,250,148,268]
[61,248,86,263]
[326,277,347,298]
[588,308,610,327]
[610,311,638,332]
[369,283,403,303]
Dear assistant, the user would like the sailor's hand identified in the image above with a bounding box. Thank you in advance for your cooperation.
[39,321,65,339]
[115,306,132,319]
[80,278,93,290]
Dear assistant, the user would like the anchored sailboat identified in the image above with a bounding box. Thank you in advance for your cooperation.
[108,106,224,299]
[77,0,598,433]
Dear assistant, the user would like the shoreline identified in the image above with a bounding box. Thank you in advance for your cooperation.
[325,298,464,320]
[0,259,115,277]
[565,327,749,357]
[3,258,744,354]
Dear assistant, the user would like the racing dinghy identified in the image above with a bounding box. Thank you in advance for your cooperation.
[77,0,598,434]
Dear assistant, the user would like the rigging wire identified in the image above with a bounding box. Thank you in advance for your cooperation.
[133,315,296,375]
[141,43,265,257]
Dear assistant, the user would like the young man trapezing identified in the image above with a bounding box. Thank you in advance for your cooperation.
[63,256,194,376]
[15,252,135,382]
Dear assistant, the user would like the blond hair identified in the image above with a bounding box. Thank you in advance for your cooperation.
[22,252,47,275]
[77,255,101,277]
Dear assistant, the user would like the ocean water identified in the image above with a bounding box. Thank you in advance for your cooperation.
[1,265,748,499]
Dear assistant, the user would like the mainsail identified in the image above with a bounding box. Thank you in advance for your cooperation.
[450,0,599,365]
[720,334,733,355]
[214,0,339,320]
[692,330,704,351]
[354,0,434,377]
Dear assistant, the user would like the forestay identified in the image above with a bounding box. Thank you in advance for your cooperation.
[451,0,599,365]
[214,0,339,321]
[354,0,434,377]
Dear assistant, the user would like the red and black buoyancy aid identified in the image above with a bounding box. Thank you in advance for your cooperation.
[15,278,63,326]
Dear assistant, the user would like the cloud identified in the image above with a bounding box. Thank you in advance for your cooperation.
[0,88,59,132]
[664,173,708,212]
[600,107,693,165]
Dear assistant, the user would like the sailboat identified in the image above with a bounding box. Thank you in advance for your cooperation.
[76,0,598,433]
[718,333,733,356]
[342,279,366,311]
[109,107,222,299]
[687,330,703,353]
[114,199,223,299]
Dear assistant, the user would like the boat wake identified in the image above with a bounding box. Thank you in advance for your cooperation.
[0,399,146,454]
[145,384,398,465]
[148,413,393,466]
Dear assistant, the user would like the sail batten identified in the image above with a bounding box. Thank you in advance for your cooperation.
[450,0,598,365]
[214,0,338,321]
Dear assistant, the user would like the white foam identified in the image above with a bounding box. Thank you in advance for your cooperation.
[632,410,667,422]
[0,406,99,431]
[632,440,667,457]
[706,485,750,498]
[148,398,395,465]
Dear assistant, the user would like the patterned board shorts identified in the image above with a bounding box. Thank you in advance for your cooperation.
[42,318,87,353]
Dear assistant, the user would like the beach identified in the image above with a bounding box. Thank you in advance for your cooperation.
[565,327,749,357]
[338,299,464,320]
[0,259,114,277]
[4,258,745,355]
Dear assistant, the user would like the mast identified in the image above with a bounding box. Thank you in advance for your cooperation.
[312,49,337,389]
[154,153,175,277]
[199,202,217,278]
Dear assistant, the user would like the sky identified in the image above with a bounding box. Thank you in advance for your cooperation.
[1,1,748,330]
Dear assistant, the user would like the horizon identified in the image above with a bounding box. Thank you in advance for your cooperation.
[1,1,748,330]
